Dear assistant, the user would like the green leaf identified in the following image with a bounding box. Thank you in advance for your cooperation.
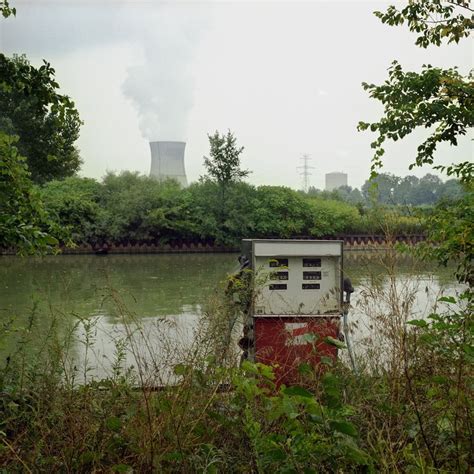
[303,332,318,343]
[173,363,188,376]
[282,398,299,419]
[438,296,456,304]
[162,451,184,462]
[342,441,371,465]
[320,356,334,366]
[112,464,133,473]
[106,416,121,432]
[329,420,358,437]
[282,386,314,398]
[241,360,258,374]
[324,336,346,349]
[266,448,286,462]
[256,363,275,381]
[407,319,428,328]
[298,362,313,375]
[44,234,59,245]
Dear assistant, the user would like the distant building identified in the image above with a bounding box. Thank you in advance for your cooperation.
[149,141,188,187]
[325,172,348,191]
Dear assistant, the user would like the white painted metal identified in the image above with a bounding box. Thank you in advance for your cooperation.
[254,240,342,257]
[252,240,343,316]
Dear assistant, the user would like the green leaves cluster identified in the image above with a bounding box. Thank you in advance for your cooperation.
[0,132,63,254]
[360,1,473,276]
[360,172,464,205]
[361,2,473,181]
[40,173,194,246]
[203,130,251,233]
[420,188,473,285]
[358,62,474,178]
[0,0,15,18]
[405,292,473,471]
[375,1,473,48]
[0,54,82,183]
[231,362,372,472]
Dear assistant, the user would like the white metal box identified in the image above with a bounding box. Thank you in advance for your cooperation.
[243,239,343,316]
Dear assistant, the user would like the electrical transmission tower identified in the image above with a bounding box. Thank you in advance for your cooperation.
[297,154,314,193]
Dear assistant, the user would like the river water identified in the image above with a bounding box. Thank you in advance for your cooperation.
[0,252,461,383]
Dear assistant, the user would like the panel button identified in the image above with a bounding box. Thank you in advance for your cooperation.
[270,271,289,280]
[303,271,321,280]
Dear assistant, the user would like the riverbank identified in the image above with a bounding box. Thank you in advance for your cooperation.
[0,234,426,256]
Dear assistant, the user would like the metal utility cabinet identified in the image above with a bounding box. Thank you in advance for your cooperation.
[240,239,344,385]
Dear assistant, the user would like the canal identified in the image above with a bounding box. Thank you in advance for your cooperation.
[0,252,460,383]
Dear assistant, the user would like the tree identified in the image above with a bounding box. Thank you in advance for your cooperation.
[373,0,473,48]
[203,130,250,227]
[307,197,362,236]
[361,173,400,204]
[40,176,105,244]
[0,54,82,183]
[439,178,464,201]
[100,171,196,244]
[335,185,364,205]
[0,132,62,253]
[203,130,250,185]
[0,4,67,253]
[250,186,312,238]
[358,2,473,183]
[411,174,443,205]
[358,1,473,265]
[358,3,473,469]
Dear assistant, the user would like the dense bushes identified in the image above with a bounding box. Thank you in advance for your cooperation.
[307,198,361,236]
[248,186,312,238]
[38,172,427,247]
[0,132,64,254]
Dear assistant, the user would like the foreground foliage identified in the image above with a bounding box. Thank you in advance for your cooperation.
[357,2,474,471]
[0,276,471,473]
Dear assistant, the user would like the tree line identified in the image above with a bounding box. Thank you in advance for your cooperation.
[308,172,464,206]
[38,172,426,248]
[36,129,461,247]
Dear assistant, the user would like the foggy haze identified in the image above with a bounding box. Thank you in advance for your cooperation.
[0,1,472,189]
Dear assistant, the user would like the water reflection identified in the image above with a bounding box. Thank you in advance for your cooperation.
[0,252,460,382]
[0,253,238,320]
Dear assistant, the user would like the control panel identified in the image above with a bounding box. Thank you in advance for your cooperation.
[241,239,343,316]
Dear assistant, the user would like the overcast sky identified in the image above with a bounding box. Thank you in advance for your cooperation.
[1,0,472,189]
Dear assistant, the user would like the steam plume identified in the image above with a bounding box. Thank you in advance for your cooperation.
[122,6,205,141]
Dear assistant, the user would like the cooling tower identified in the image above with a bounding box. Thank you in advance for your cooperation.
[325,172,348,191]
[149,141,188,187]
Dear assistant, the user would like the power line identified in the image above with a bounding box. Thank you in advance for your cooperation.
[297,154,314,193]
